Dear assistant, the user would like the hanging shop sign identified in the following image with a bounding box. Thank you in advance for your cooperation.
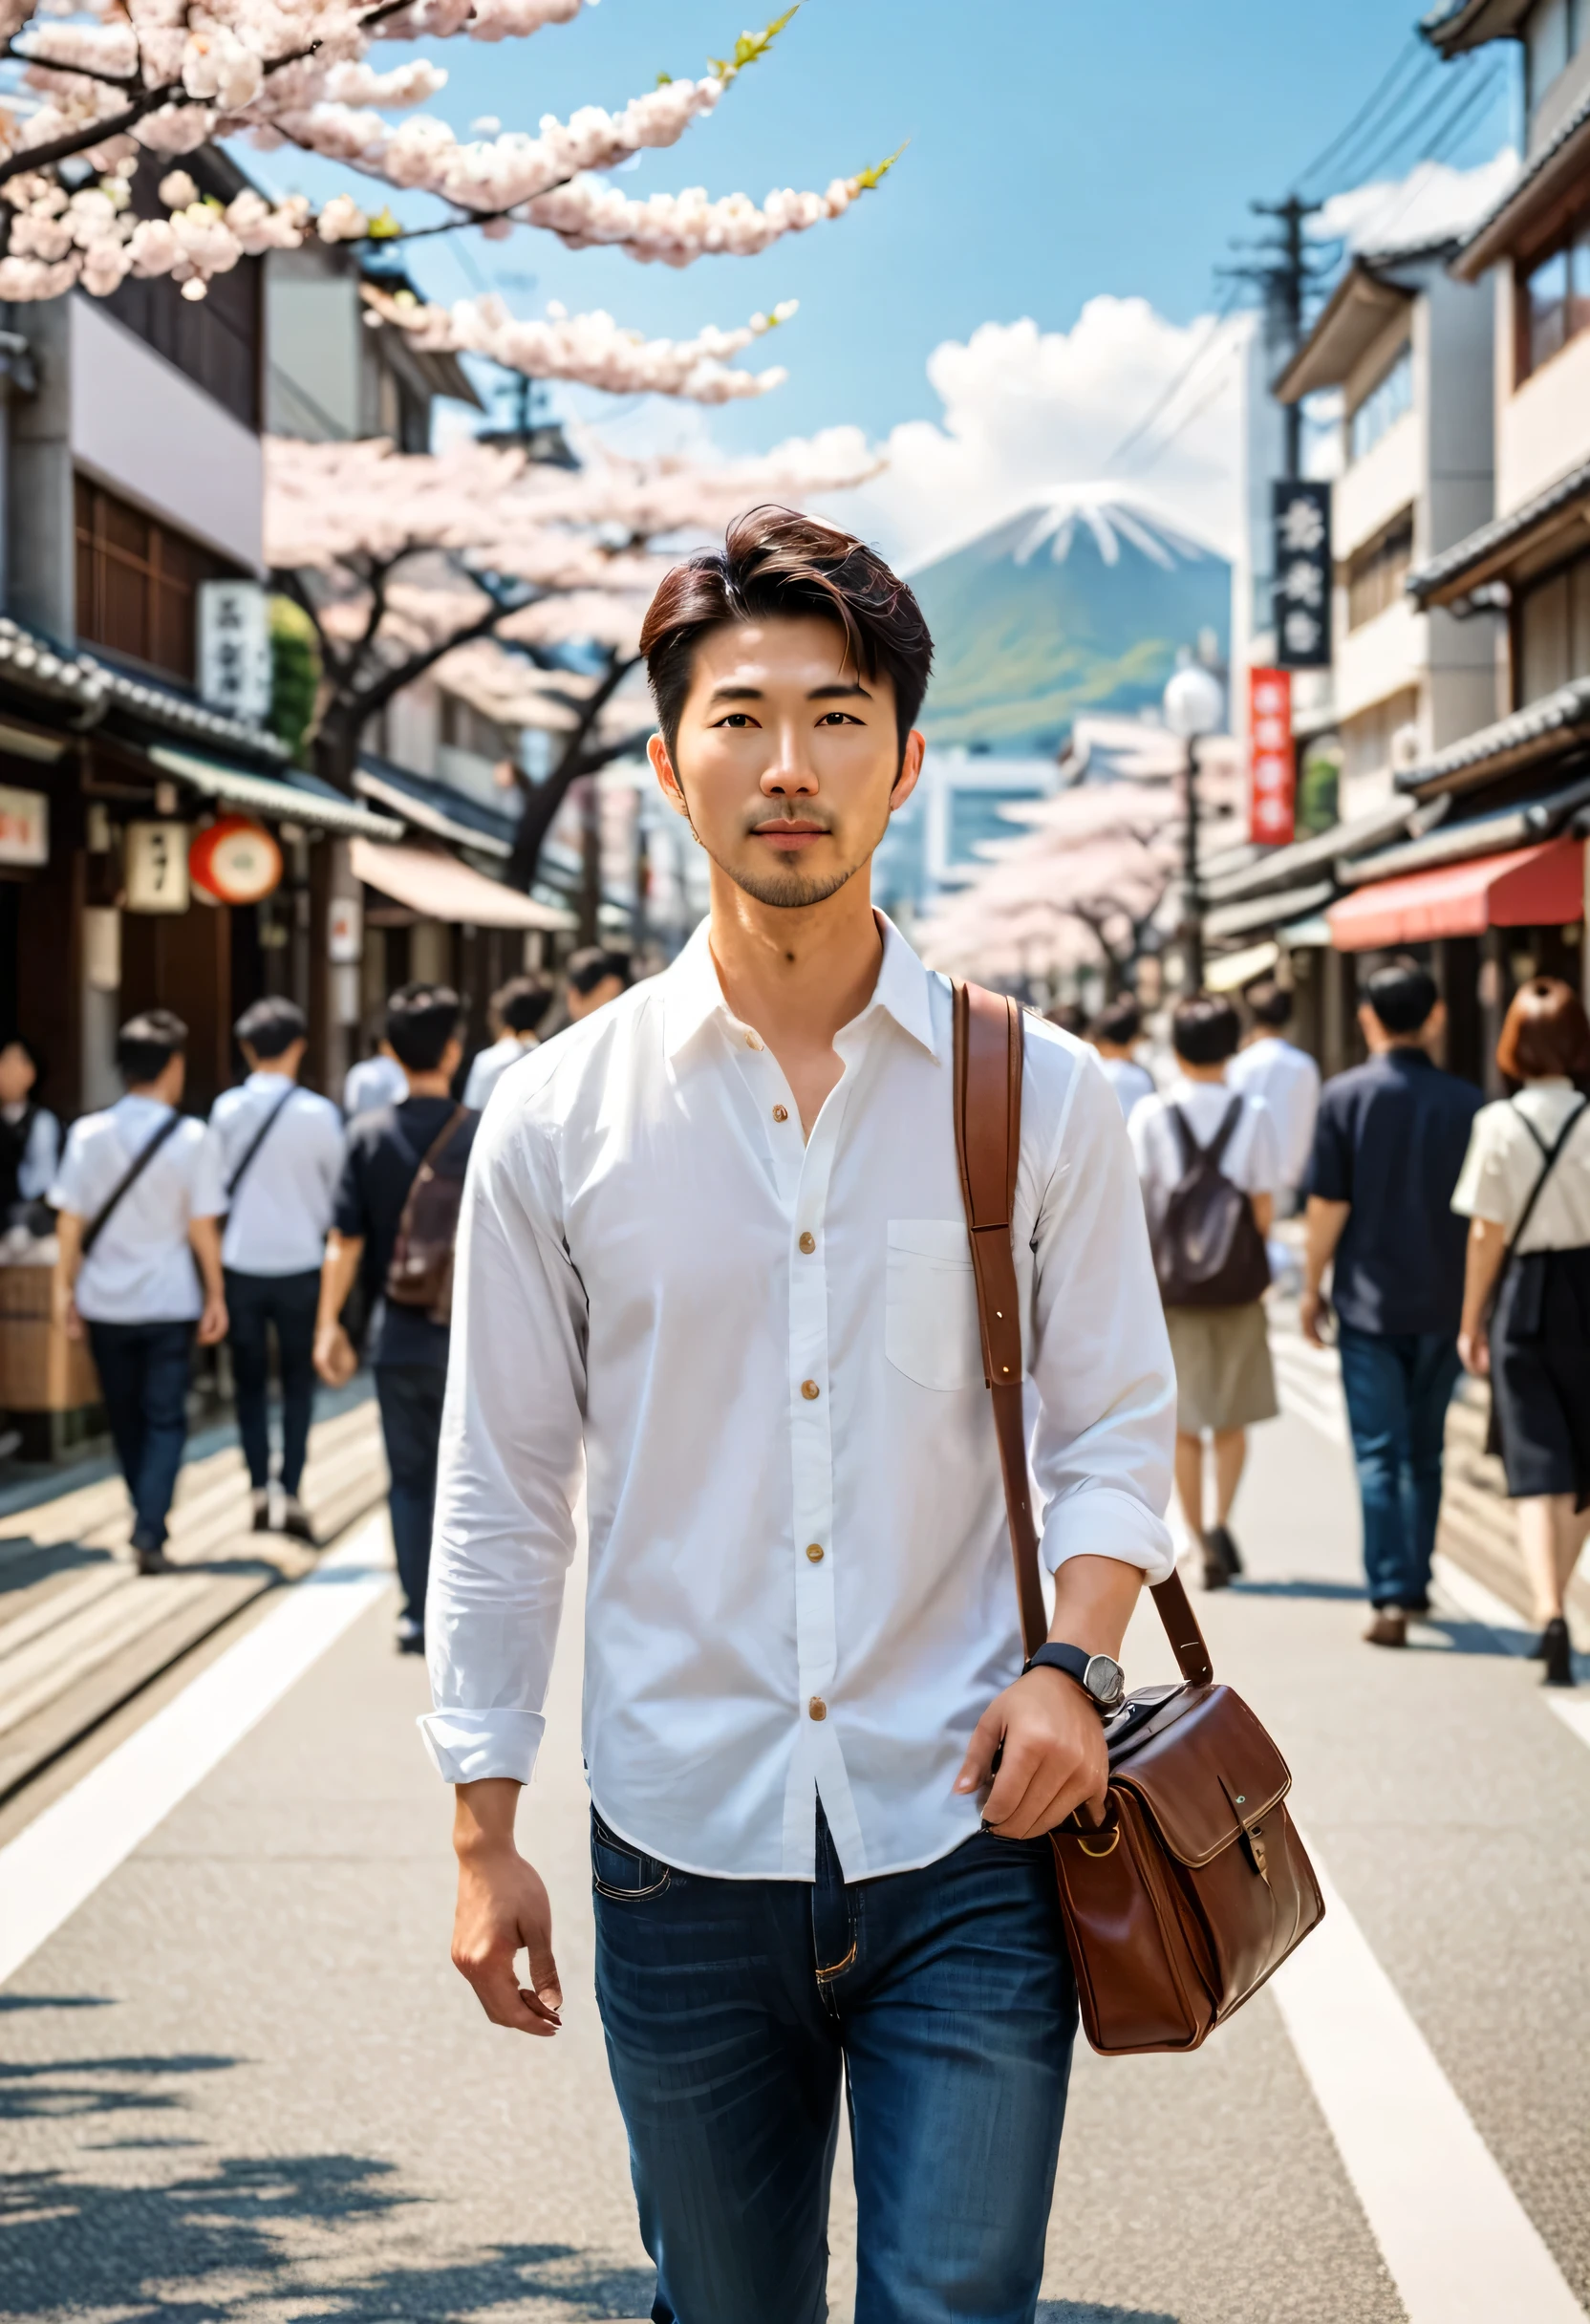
[1248,666,1295,847]
[1271,480,1332,670]
[124,821,191,914]
[198,579,271,725]
[328,893,363,964]
[189,813,283,905]
[0,783,46,867]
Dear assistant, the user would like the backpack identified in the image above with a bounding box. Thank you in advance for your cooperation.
[385,1106,469,1326]
[1150,1098,1271,1309]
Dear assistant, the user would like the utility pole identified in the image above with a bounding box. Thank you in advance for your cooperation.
[1217,193,1328,475]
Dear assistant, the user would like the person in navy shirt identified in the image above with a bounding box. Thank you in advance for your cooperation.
[1300,959,1482,1645]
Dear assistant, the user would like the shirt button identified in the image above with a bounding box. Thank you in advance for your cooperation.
[806,1542,824,1562]
[809,1696,827,1721]
[801,1379,820,1401]
[744,1031,762,1049]
[798,1231,815,1254]
[772,1104,788,1123]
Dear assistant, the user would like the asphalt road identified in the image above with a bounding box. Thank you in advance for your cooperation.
[3,1393,1588,2324]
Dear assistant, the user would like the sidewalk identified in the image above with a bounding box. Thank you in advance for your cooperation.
[0,1383,387,1806]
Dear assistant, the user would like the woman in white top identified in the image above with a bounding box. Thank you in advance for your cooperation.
[1129,993,1280,1590]
[1454,978,1590,1689]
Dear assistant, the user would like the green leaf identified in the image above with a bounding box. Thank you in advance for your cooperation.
[366,207,401,240]
[852,140,907,193]
[711,5,798,83]
[655,70,673,85]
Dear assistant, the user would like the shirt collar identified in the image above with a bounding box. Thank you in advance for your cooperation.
[246,1069,293,1093]
[662,911,940,1065]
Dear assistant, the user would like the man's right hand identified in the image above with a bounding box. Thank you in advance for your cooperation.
[450,1779,562,2037]
[313,1321,355,1387]
[1299,1285,1328,1349]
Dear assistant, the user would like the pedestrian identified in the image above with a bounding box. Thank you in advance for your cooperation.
[49,1009,227,1574]
[314,982,477,1655]
[343,1036,407,1120]
[209,997,345,1544]
[0,1032,59,1232]
[1229,977,1321,1214]
[1453,977,1590,1688]
[1043,1001,1087,1037]
[426,508,1175,2324]
[463,973,553,1109]
[1087,992,1155,1117]
[563,946,632,1023]
[1300,958,1482,1647]
[1128,992,1279,1589]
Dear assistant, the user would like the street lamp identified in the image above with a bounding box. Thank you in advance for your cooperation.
[1163,659,1225,995]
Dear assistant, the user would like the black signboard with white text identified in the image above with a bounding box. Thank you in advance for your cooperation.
[1272,479,1332,670]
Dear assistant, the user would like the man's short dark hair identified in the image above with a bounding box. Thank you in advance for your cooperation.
[492,974,553,1037]
[1171,993,1241,1066]
[234,996,307,1059]
[118,1008,187,1086]
[1043,1003,1087,1038]
[1364,958,1438,1038]
[566,948,632,1000]
[1243,978,1293,1030]
[1091,995,1142,1047]
[385,981,462,1072]
[639,506,934,763]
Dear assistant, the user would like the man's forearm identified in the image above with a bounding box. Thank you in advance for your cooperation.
[1302,1195,1349,1294]
[189,1216,225,1302]
[318,1233,363,1332]
[1048,1553,1144,1660]
[454,1776,523,1861]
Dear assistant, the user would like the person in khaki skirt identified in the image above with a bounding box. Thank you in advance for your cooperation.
[1128,994,1279,1587]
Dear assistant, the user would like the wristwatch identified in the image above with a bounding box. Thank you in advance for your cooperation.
[1023,1642,1127,1713]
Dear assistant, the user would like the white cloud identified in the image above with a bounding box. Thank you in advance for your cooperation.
[1320,148,1517,257]
[827,300,1245,573]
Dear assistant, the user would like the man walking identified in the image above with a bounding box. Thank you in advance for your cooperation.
[1301,959,1482,1645]
[463,973,552,1109]
[1229,978,1321,1214]
[562,946,632,1023]
[50,1010,226,1573]
[425,510,1175,2322]
[315,983,477,1654]
[1087,992,1155,1117]
[209,998,344,1542]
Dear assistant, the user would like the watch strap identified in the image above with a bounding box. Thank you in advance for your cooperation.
[1023,1642,1092,1689]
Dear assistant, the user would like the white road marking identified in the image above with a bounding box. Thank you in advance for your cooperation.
[0,1516,392,1988]
[1274,1838,1587,2323]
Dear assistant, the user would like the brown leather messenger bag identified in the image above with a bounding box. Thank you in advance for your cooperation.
[952,979,1324,2055]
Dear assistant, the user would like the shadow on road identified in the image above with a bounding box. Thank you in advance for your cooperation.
[1037,2305,1180,2322]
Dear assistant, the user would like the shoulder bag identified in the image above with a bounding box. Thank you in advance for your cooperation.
[385,1106,468,1326]
[226,1083,297,1205]
[953,980,1323,2055]
[81,1108,185,1258]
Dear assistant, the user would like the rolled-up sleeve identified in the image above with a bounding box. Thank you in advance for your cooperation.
[1026,1047,1177,1584]
[419,1093,588,1786]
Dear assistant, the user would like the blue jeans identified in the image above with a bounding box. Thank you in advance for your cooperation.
[225,1268,320,1496]
[1337,1323,1462,1608]
[593,1801,1078,2324]
[87,1319,193,1552]
[373,1362,446,1630]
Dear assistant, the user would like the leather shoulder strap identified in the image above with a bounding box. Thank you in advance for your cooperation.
[952,980,1214,1687]
[225,1083,296,1203]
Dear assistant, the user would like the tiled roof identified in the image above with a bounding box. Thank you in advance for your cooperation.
[1396,676,1590,794]
[0,616,290,763]
[1451,84,1590,276]
[1407,455,1590,604]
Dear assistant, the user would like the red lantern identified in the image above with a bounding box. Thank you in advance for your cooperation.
[188,814,283,905]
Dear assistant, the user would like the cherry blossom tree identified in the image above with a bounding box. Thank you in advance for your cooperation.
[0,4,897,402]
[265,428,881,891]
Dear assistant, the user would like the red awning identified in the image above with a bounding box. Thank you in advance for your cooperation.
[1327,836,1585,952]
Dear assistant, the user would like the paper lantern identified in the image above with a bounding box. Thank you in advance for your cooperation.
[189,814,283,905]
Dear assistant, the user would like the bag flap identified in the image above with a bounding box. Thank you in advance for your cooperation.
[1108,1683,1291,1868]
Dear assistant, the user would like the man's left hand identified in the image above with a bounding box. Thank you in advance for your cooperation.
[955,1667,1108,1839]
[197,1295,227,1347]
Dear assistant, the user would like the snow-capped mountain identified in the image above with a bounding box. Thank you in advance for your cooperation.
[908,486,1232,756]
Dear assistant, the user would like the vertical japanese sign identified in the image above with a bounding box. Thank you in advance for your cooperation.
[124,821,191,913]
[1248,668,1295,846]
[199,579,271,724]
[1272,479,1332,670]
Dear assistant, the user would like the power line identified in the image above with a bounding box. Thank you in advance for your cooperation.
[1344,59,1507,250]
[1103,279,1244,475]
[1292,34,1434,195]
[1132,358,1239,475]
[1343,51,1495,191]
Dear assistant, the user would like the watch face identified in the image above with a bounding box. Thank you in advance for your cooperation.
[1084,1653,1127,1711]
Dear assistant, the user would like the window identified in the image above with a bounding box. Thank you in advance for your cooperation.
[1518,209,1590,377]
[1516,549,1590,703]
[1525,0,1583,118]
[440,694,509,762]
[1346,510,1415,630]
[74,475,237,682]
[1348,344,1413,463]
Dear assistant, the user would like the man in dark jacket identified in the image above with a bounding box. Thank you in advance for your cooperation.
[314,982,478,1652]
[1300,959,1482,1646]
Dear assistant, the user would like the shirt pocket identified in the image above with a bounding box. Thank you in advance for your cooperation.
[885,1218,983,1392]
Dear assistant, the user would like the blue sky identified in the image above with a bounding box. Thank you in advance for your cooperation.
[263,0,1517,456]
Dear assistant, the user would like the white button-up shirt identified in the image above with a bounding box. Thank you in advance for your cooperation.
[1228,1037,1321,1194]
[208,1073,346,1276]
[421,917,1175,1883]
[51,1096,224,1323]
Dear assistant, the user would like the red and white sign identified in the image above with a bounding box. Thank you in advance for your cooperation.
[189,814,283,905]
[1248,666,1295,846]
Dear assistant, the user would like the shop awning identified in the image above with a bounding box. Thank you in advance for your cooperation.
[350,837,574,932]
[1326,836,1584,952]
[149,743,402,841]
[1205,941,1279,993]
